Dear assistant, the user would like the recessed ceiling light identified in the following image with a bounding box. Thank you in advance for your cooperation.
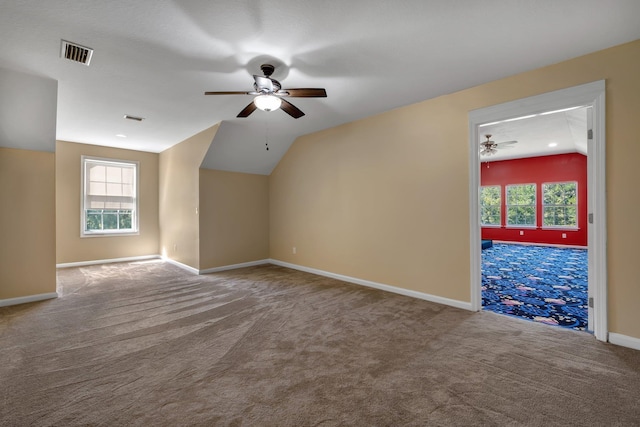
[548,142,558,147]
[116,134,127,138]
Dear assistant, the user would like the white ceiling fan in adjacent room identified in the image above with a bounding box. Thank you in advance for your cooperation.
[479,134,517,156]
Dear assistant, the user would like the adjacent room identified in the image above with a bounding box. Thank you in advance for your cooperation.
[478,108,590,331]
[2,2,640,425]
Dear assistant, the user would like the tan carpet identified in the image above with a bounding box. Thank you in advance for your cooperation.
[1,261,639,426]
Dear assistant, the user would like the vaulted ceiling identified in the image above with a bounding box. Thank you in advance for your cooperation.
[2,1,640,174]
[480,107,588,162]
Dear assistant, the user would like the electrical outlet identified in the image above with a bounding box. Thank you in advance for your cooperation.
[293,247,297,254]
[562,233,567,239]
[519,230,524,236]
[173,244,177,252]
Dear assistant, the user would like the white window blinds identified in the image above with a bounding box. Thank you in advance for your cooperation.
[85,160,136,209]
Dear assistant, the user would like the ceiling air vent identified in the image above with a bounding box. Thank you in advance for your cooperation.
[60,40,93,66]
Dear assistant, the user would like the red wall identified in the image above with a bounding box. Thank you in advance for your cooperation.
[481,153,587,247]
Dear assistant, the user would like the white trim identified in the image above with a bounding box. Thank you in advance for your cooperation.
[0,292,58,307]
[469,119,483,312]
[588,87,607,342]
[608,333,640,351]
[80,230,140,238]
[468,80,607,340]
[199,259,270,274]
[56,255,160,269]
[492,240,587,249]
[81,155,140,237]
[270,259,473,311]
[162,257,199,275]
[56,256,270,276]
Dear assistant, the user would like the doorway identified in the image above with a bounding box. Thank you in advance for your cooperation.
[479,107,589,331]
[468,81,607,342]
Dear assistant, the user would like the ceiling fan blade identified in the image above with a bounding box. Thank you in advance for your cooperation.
[279,88,327,98]
[204,91,253,95]
[237,102,258,118]
[496,140,518,146]
[280,99,305,119]
[253,75,274,92]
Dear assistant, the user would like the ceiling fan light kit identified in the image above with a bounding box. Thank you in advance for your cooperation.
[254,94,282,112]
[205,63,327,119]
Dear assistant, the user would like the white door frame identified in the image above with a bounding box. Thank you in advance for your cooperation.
[468,80,607,342]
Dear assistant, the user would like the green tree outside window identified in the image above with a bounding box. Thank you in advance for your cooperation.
[84,209,133,232]
[543,182,577,227]
[480,186,501,226]
[507,184,536,226]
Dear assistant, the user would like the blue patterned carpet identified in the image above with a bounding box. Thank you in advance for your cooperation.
[482,243,588,331]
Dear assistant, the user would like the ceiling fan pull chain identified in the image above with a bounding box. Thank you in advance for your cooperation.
[265,120,270,151]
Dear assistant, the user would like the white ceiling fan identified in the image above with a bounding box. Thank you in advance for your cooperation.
[479,134,517,156]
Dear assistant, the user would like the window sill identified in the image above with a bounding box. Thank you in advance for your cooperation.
[81,231,140,238]
[541,227,580,231]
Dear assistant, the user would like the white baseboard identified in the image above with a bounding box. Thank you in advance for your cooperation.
[56,255,269,276]
[162,257,199,275]
[609,332,640,351]
[0,292,58,308]
[199,259,270,274]
[493,240,587,249]
[55,255,473,312]
[57,255,161,269]
[269,259,473,311]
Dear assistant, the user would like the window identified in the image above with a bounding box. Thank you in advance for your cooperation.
[82,156,138,236]
[506,184,536,226]
[480,185,501,226]
[543,182,577,228]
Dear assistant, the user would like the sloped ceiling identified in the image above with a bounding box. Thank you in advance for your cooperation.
[480,107,588,162]
[0,68,57,152]
[1,1,639,174]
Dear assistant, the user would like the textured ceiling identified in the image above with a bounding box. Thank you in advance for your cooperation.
[1,1,639,174]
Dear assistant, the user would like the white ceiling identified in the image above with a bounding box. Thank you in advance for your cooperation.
[479,107,588,162]
[1,1,639,174]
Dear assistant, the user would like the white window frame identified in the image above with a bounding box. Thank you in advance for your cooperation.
[81,156,139,237]
[505,183,536,228]
[542,181,578,229]
[480,185,501,227]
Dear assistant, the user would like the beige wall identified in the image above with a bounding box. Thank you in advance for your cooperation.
[159,125,219,269]
[56,141,159,263]
[199,169,269,270]
[270,39,640,339]
[270,106,470,301]
[0,147,56,299]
